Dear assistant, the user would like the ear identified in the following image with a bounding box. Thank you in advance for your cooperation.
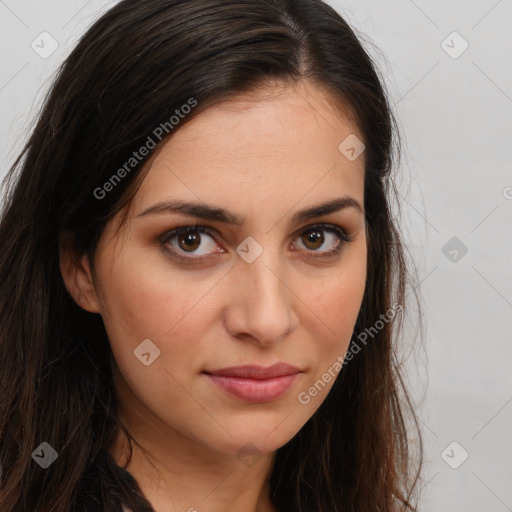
[59,230,101,313]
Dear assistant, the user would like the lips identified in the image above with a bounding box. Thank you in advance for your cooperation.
[203,363,302,403]
[204,362,301,379]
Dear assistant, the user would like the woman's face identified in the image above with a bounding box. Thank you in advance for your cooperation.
[80,80,367,459]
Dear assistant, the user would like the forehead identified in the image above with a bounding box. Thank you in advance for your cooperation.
[129,80,365,221]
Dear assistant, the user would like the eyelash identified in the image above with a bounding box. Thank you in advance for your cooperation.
[160,222,352,262]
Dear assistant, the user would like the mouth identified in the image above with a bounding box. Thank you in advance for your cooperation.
[203,363,303,403]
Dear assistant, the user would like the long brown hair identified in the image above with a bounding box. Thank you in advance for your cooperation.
[0,1,423,510]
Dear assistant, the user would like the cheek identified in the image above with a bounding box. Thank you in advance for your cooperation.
[304,252,366,359]
[310,275,365,343]
[315,245,366,323]
[94,251,218,375]
[95,257,218,425]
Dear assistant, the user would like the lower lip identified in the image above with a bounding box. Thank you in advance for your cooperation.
[205,373,300,403]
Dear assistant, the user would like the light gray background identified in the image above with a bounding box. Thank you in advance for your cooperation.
[1,1,511,510]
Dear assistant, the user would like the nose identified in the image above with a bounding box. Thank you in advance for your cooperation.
[224,250,299,346]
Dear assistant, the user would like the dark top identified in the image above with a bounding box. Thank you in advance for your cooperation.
[72,450,155,512]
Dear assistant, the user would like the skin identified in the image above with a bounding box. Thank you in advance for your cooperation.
[60,79,367,512]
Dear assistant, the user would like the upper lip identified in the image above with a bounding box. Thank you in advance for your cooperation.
[204,363,301,380]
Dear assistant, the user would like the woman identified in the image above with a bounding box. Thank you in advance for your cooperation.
[0,0,423,510]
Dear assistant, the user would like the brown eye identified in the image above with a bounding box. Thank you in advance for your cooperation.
[161,225,221,258]
[294,223,351,258]
[302,229,324,250]
[161,222,351,262]
[177,231,201,252]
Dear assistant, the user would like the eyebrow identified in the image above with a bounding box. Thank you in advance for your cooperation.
[136,196,364,225]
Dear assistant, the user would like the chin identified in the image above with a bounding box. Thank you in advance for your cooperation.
[211,419,301,456]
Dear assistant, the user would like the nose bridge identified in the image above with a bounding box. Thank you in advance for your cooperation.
[228,240,296,344]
